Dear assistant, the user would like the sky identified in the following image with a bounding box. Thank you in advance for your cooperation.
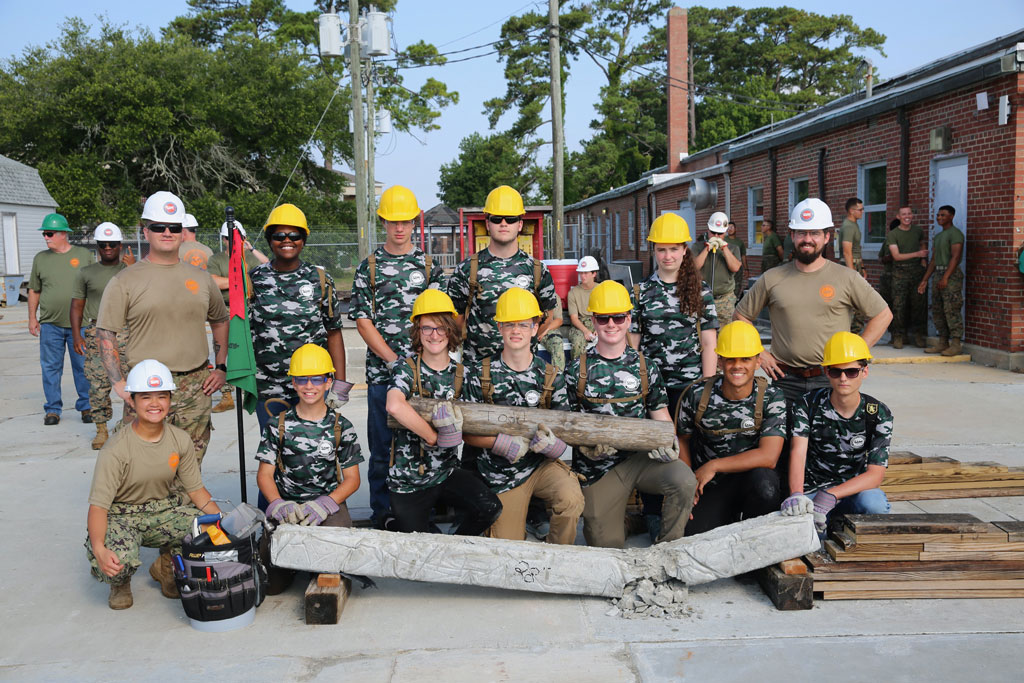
[2,0,1022,210]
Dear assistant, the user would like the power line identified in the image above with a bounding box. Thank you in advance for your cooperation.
[434,1,543,48]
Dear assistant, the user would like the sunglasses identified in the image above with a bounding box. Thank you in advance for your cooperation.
[499,321,535,330]
[147,224,183,234]
[593,314,628,326]
[293,375,330,386]
[42,231,57,238]
[97,241,120,249]
[419,325,448,337]
[826,366,864,379]
[488,215,522,225]
[270,231,305,242]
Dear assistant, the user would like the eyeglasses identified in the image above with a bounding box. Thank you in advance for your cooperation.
[293,375,330,386]
[419,325,448,337]
[42,231,56,238]
[488,215,522,225]
[593,314,628,326]
[499,321,535,330]
[270,231,305,242]
[147,224,184,234]
[826,366,864,379]
[97,241,119,249]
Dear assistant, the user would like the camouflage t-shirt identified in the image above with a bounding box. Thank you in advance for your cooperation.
[348,246,445,385]
[249,261,343,402]
[387,356,464,494]
[255,408,363,503]
[676,377,787,469]
[631,272,718,390]
[565,346,668,486]
[463,354,570,493]
[791,388,893,493]
[445,249,560,365]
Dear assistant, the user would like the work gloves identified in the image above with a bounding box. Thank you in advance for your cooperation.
[780,493,815,516]
[811,490,838,534]
[707,236,728,251]
[492,433,532,464]
[266,498,305,525]
[300,495,341,527]
[326,381,354,411]
[431,401,464,448]
[579,443,618,461]
[647,437,680,463]
[529,424,568,459]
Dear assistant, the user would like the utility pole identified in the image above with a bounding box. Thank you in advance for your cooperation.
[548,0,565,258]
[365,61,377,246]
[348,0,369,259]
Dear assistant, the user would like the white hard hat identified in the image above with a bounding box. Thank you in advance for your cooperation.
[707,211,729,233]
[789,198,834,231]
[93,222,123,242]
[220,220,246,238]
[125,359,177,393]
[141,191,185,224]
[182,213,199,229]
[576,255,599,273]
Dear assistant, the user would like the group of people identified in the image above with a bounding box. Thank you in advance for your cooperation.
[25,183,942,611]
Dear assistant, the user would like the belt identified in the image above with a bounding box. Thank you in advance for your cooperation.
[172,362,210,377]
[777,362,824,378]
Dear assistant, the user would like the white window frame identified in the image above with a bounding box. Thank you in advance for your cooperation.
[628,209,635,250]
[788,177,809,211]
[747,186,765,253]
[639,206,649,251]
[857,161,887,252]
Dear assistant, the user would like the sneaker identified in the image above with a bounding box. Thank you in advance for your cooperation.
[43,413,60,426]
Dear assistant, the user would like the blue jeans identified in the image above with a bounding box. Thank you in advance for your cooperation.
[832,488,891,516]
[39,323,89,414]
[366,383,393,522]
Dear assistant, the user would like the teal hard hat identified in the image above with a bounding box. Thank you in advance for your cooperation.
[39,213,71,232]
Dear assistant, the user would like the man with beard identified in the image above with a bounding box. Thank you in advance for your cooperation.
[734,198,891,405]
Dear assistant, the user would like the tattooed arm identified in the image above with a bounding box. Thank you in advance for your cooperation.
[98,328,129,402]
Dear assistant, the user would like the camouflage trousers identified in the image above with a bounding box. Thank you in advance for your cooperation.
[123,365,213,467]
[931,270,964,340]
[84,495,200,585]
[83,326,128,424]
[713,292,737,326]
[539,332,566,372]
[890,264,927,337]
[566,322,595,364]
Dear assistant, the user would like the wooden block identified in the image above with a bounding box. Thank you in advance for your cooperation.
[779,558,808,575]
[808,558,1024,575]
[888,452,923,465]
[882,471,1024,487]
[824,539,922,562]
[842,514,988,535]
[317,573,341,587]
[833,529,856,550]
[919,551,1024,561]
[814,579,1024,592]
[993,521,1024,542]
[811,569,1024,583]
[887,488,1024,502]
[305,574,351,625]
[821,589,1024,600]
[850,526,1010,545]
[883,480,1024,493]
[756,564,813,610]
[922,541,1024,553]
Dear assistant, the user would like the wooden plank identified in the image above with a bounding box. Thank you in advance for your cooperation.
[815,579,1024,591]
[304,574,351,625]
[821,589,1024,600]
[887,488,1024,501]
[993,521,1024,542]
[809,558,1024,575]
[882,471,1024,487]
[850,529,1009,545]
[824,539,922,562]
[842,514,988,535]
[888,452,923,465]
[812,569,1024,583]
[922,541,1024,553]
[884,461,1010,476]
[833,529,856,550]
[920,551,1024,561]
[883,480,1024,492]
[779,558,808,575]
[756,565,813,610]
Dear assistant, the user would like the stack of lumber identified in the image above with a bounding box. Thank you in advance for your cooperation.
[806,513,1024,600]
[881,452,1024,501]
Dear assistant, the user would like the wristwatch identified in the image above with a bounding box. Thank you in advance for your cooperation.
[216,363,227,372]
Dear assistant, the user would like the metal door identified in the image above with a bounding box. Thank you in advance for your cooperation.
[929,156,968,335]
[2,213,19,274]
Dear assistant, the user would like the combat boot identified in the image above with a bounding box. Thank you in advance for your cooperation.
[913,333,927,348]
[91,423,109,450]
[924,337,948,354]
[941,339,963,357]
[892,335,904,349]
[149,551,179,599]
[211,391,235,413]
[109,581,133,610]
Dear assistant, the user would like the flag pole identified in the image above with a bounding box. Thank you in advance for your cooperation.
[226,205,247,504]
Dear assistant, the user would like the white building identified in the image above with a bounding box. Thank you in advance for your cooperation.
[0,155,58,282]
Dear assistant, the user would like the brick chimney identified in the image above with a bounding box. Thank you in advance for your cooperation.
[666,6,688,173]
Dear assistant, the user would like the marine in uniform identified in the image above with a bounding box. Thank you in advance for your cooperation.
[693,211,742,324]
[917,205,965,357]
[725,221,748,298]
[884,206,928,348]
[839,198,867,334]
[759,219,784,272]
[566,255,599,363]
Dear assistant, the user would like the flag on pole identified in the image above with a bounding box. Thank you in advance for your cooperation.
[225,225,258,413]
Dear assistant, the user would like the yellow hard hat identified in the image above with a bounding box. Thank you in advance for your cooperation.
[378,185,421,222]
[410,288,458,321]
[288,343,335,376]
[264,203,309,234]
[822,331,872,366]
[494,287,542,322]
[587,280,633,315]
[647,213,691,244]
[483,185,525,216]
[715,321,764,358]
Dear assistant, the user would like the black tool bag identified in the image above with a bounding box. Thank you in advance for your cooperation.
[174,528,267,623]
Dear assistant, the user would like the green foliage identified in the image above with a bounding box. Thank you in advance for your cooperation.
[437,132,530,208]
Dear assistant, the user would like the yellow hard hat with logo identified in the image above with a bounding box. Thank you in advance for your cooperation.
[483,185,525,216]
[715,321,764,358]
[378,185,421,222]
[289,343,335,376]
[410,288,458,321]
[822,331,872,366]
[264,203,309,234]
[647,213,692,244]
[494,287,542,322]
[587,280,632,315]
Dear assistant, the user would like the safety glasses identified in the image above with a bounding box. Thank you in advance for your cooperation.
[97,241,120,249]
[593,314,628,326]
[499,321,535,330]
[419,325,449,337]
[293,375,330,386]
[42,231,56,238]
[147,224,183,234]
[270,231,305,242]
[488,215,522,225]
[826,366,864,379]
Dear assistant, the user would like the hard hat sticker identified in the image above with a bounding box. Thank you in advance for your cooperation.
[103,228,113,236]
[148,375,162,387]
[164,202,177,215]
[801,209,813,221]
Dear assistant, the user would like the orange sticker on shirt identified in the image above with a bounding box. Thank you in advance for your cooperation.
[185,279,199,294]
[168,452,180,469]
[69,258,80,268]
[184,249,208,269]
[819,285,835,301]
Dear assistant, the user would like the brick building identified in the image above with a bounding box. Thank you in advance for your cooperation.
[565,12,1024,370]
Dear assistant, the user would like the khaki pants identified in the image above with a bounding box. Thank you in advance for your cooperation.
[582,455,697,549]
[489,459,584,545]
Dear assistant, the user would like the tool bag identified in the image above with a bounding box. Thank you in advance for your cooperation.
[174,507,268,623]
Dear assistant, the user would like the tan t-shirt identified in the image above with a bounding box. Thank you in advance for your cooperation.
[735,260,887,367]
[72,262,126,325]
[96,260,229,372]
[567,284,595,329]
[88,422,203,509]
[28,246,94,327]
[179,241,213,270]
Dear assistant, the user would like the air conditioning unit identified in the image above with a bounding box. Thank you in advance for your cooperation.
[688,178,718,210]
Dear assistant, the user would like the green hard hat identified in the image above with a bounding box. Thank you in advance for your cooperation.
[39,213,71,232]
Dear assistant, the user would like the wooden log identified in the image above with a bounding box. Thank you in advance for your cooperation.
[304,574,351,625]
[821,589,1024,600]
[386,396,675,451]
[887,488,1024,501]
[842,514,990,535]
[756,564,813,610]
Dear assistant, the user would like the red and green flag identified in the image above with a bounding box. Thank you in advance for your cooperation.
[225,227,258,413]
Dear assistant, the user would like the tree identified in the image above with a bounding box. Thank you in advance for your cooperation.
[436,132,530,208]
